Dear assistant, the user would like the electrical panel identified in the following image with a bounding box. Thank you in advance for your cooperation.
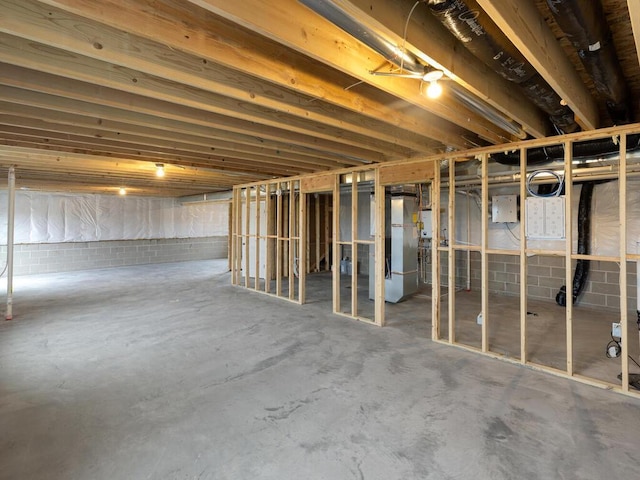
[492,195,518,223]
[525,196,565,239]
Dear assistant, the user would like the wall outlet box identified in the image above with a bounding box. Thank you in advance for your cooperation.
[612,322,622,339]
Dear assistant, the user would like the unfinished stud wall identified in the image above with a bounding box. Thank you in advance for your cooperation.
[433,126,640,397]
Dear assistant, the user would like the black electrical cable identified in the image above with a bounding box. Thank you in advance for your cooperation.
[605,333,640,369]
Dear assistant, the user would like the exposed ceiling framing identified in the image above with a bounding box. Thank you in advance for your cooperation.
[0,0,638,197]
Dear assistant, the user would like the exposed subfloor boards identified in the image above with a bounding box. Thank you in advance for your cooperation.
[1,261,640,479]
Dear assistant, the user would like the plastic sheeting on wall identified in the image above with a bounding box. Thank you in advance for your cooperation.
[0,191,228,244]
[442,179,640,255]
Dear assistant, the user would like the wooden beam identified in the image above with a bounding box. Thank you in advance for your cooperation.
[185,0,520,144]
[629,0,640,69]
[315,196,320,273]
[619,134,629,392]
[564,141,573,375]
[332,175,340,314]
[0,124,321,176]
[0,63,385,165]
[300,173,336,194]
[244,188,250,288]
[351,172,358,317]
[379,160,435,185]
[374,168,384,326]
[481,153,488,353]
[432,163,441,340]
[448,161,455,343]
[0,118,327,173]
[0,101,355,169]
[36,0,475,149]
[0,84,381,168]
[335,0,549,138]
[0,31,418,160]
[476,0,599,130]
[0,111,338,172]
[299,183,307,303]
[0,32,443,155]
[519,147,527,363]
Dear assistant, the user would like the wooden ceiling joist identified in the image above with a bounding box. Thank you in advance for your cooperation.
[0,34,445,155]
[330,0,550,139]
[185,0,520,144]
[37,0,479,149]
[35,0,513,145]
[0,0,637,196]
[0,84,386,165]
[628,0,640,68]
[476,0,600,130]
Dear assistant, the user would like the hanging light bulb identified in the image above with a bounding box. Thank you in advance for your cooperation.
[119,187,126,196]
[423,70,444,99]
[155,163,165,177]
[426,80,443,99]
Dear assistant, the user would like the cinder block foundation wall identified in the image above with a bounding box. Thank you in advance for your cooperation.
[464,254,638,312]
[0,236,228,275]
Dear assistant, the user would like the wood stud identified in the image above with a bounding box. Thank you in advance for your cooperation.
[229,124,640,399]
[564,141,573,376]
[620,134,629,392]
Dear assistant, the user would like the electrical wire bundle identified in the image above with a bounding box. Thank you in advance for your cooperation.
[605,334,640,390]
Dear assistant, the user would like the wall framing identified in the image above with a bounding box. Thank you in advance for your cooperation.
[231,123,640,398]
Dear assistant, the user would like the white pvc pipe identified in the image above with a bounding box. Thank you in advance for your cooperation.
[5,166,15,320]
[466,192,471,291]
[637,241,640,333]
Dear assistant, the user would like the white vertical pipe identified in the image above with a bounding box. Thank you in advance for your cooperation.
[636,240,640,371]
[466,191,471,291]
[636,241,639,317]
[6,166,15,321]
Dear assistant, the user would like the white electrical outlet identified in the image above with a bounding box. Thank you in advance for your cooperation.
[612,322,622,339]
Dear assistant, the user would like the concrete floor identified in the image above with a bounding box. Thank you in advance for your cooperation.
[1,260,640,480]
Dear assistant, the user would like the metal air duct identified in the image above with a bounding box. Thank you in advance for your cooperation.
[298,0,526,139]
[544,0,631,125]
[426,0,580,134]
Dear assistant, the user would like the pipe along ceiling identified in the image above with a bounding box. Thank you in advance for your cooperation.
[300,0,637,308]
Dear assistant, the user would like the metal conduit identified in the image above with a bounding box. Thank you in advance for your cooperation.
[298,0,526,139]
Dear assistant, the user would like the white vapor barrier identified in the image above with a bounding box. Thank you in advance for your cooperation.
[0,191,229,243]
[443,178,640,255]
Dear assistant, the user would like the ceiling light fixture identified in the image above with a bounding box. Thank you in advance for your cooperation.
[119,187,126,196]
[423,70,444,99]
[155,163,165,177]
[426,80,443,99]
[299,0,527,140]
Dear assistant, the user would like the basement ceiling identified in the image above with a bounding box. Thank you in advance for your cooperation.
[0,0,638,197]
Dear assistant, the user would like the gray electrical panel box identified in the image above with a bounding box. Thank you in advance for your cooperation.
[492,195,518,223]
[525,196,565,239]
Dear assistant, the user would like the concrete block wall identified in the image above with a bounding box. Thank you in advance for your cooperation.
[462,253,637,312]
[0,236,228,275]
